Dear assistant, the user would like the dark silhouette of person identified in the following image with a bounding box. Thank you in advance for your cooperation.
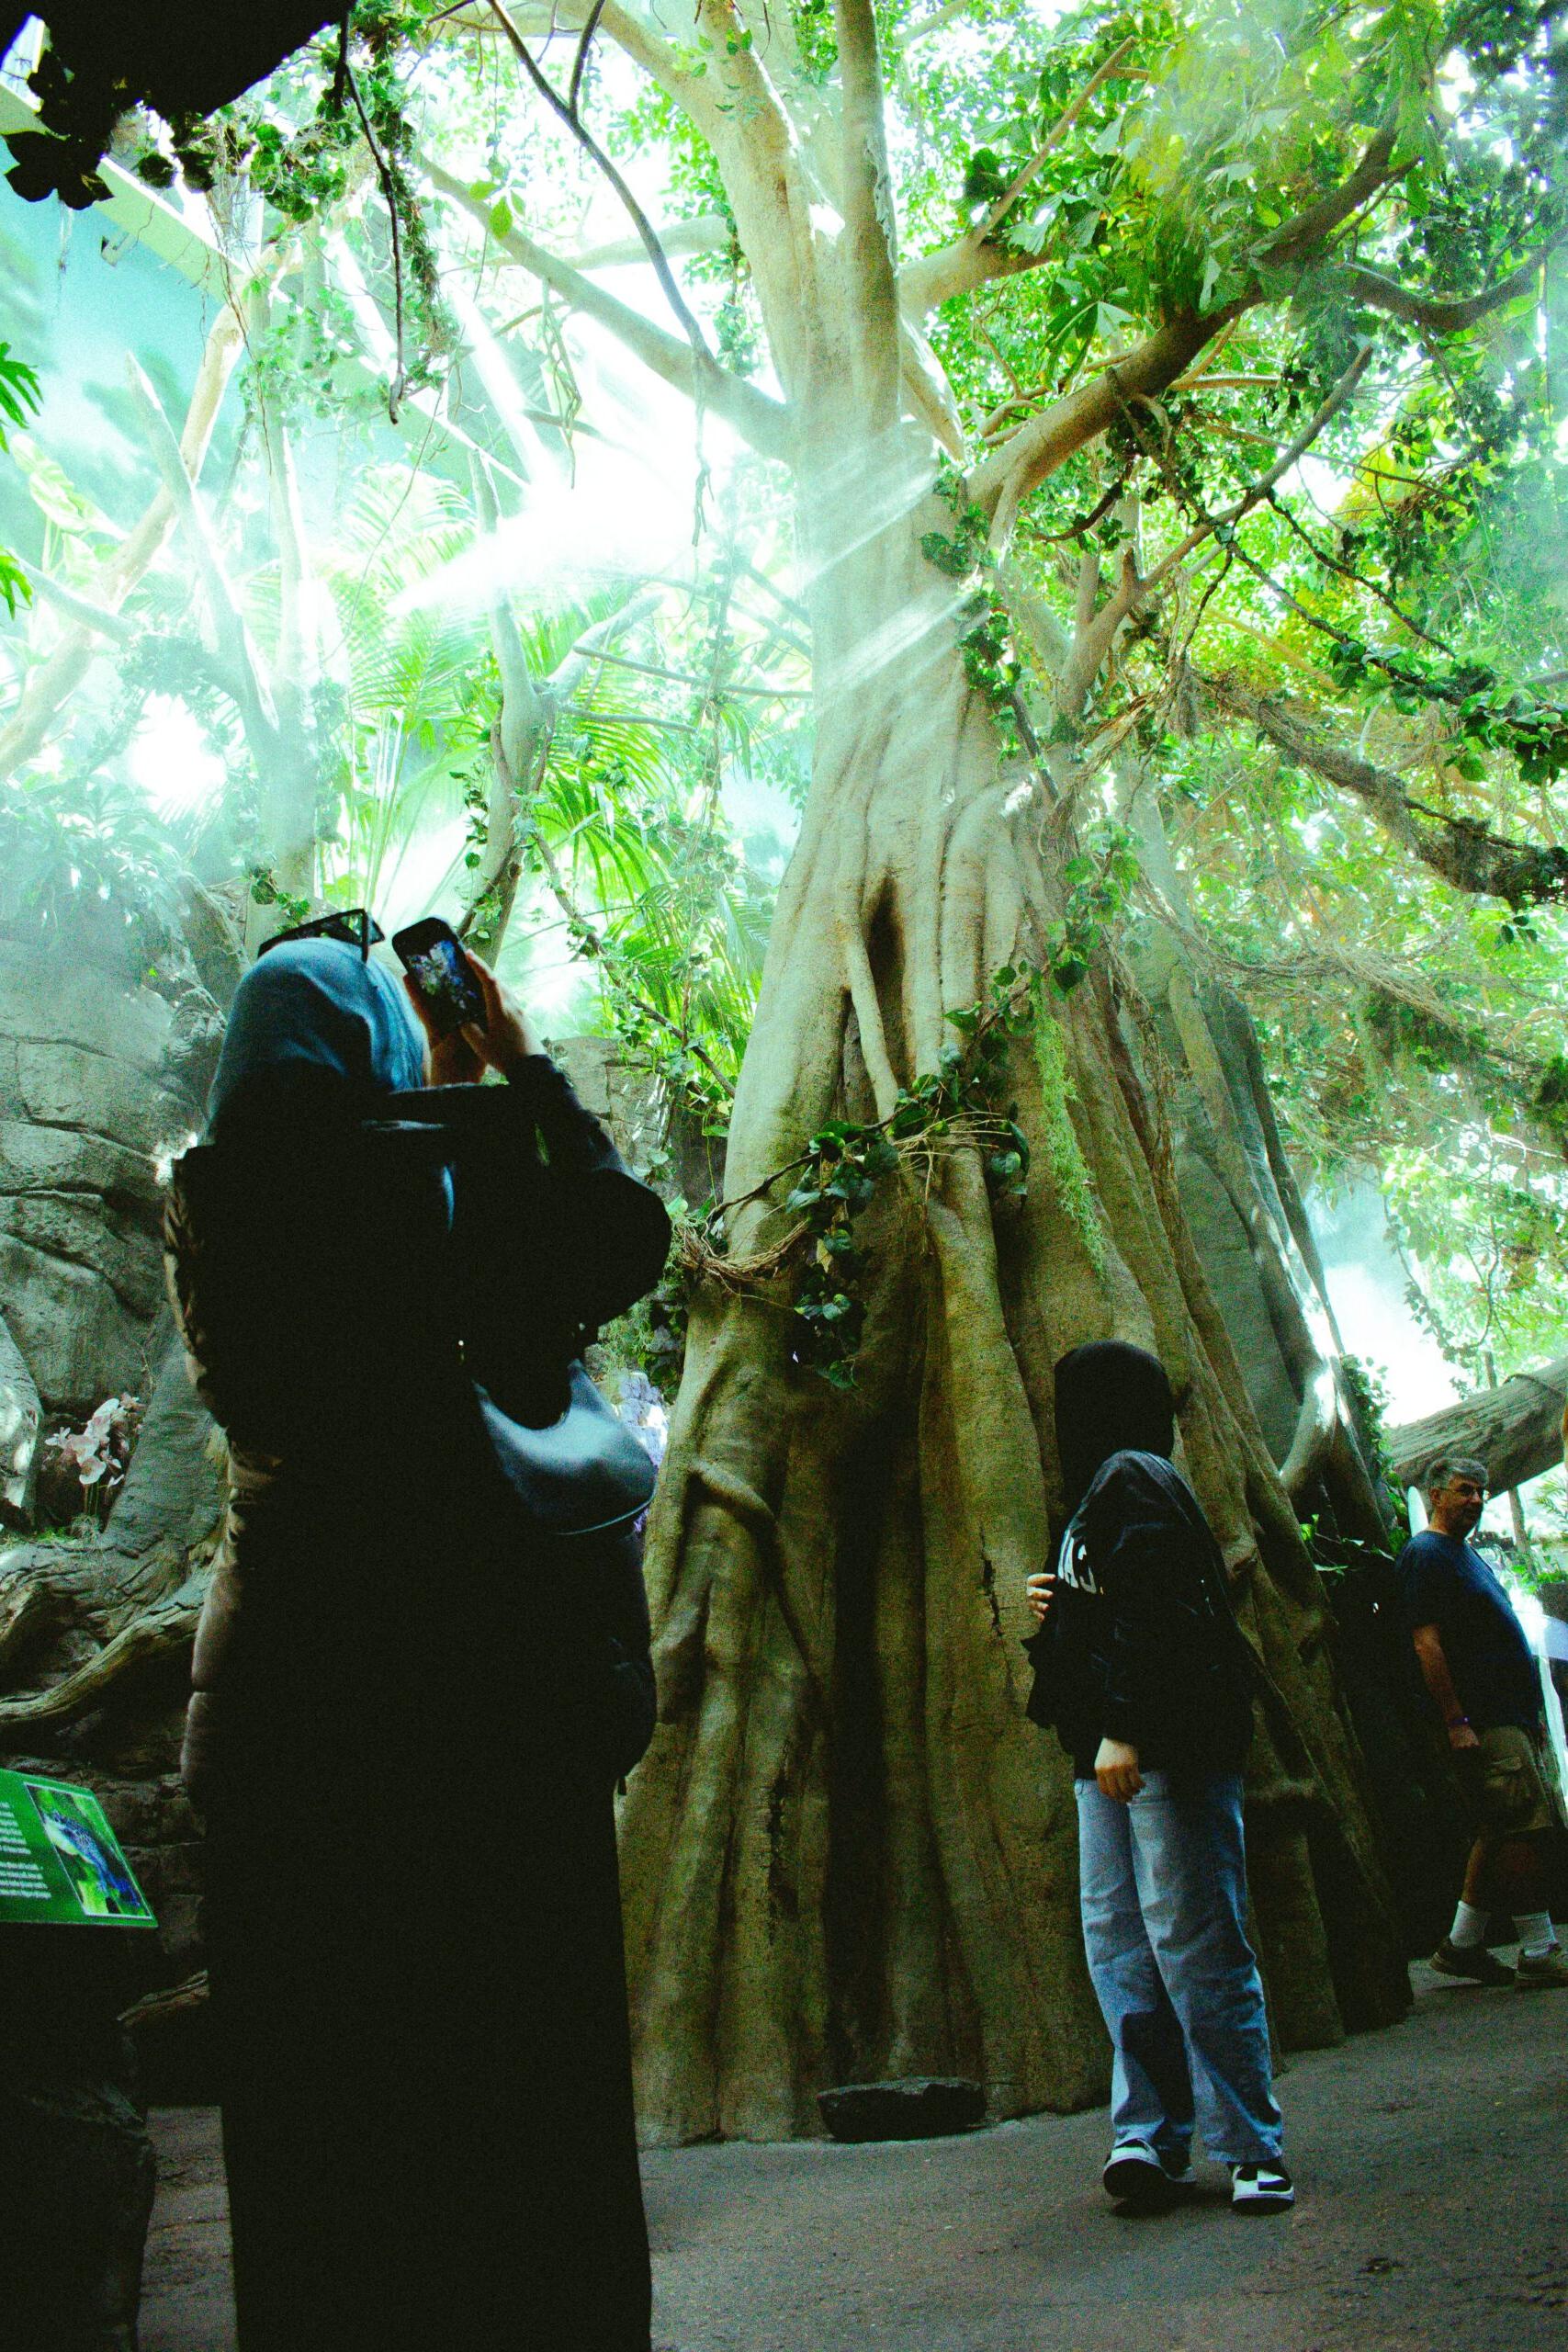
[165,930,671,2350]
[1024,1340,1292,2214]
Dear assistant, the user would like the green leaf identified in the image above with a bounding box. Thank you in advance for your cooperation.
[13,439,118,539]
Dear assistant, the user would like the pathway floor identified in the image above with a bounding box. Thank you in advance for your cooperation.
[140,1956,1566,2352]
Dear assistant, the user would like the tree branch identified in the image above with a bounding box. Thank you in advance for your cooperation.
[1140,344,1372,591]
[569,0,608,113]
[898,215,1048,317]
[1252,125,1399,269]
[900,122,1402,324]
[968,310,1223,533]
[1200,669,1568,906]
[344,58,412,418]
[547,586,668,701]
[0,297,245,781]
[425,159,790,457]
[979,34,1139,240]
[452,0,716,129]
[890,0,976,45]
[24,572,135,641]
[0,1579,206,1735]
[255,383,319,741]
[898,314,968,458]
[1058,540,1143,718]
[833,0,901,419]
[1341,242,1565,333]
[530,0,826,361]
[488,0,718,364]
[569,213,730,270]
[461,577,667,955]
[124,357,280,759]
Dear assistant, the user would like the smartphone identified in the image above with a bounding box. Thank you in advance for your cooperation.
[390,918,486,1036]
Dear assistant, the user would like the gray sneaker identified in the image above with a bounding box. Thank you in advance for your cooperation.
[1515,1942,1568,1990]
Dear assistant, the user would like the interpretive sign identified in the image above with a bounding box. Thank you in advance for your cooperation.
[0,1768,156,1928]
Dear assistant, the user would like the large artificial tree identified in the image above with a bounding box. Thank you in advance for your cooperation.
[401,0,1565,2135]
[1,0,1564,2140]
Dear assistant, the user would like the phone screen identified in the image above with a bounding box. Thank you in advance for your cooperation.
[393,922,486,1035]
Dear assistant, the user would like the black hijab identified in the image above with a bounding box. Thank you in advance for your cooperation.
[1054,1340,1176,1523]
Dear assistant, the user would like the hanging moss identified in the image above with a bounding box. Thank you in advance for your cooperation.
[1032,980,1106,1276]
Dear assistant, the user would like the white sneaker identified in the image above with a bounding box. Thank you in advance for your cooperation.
[1231,2160,1294,2213]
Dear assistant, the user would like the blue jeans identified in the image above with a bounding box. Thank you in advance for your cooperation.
[1076,1771,1283,2167]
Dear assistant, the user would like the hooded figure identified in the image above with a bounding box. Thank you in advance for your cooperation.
[1052,1339,1177,1521]
[1023,1341,1292,2215]
[1027,1340,1251,1778]
[207,934,427,1129]
[164,936,669,2352]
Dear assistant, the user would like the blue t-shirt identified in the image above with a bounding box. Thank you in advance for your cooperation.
[1396,1530,1541,1731]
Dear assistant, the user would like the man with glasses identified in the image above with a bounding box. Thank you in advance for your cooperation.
[1399,1456,1568,1988]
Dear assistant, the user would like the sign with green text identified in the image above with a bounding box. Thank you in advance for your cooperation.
[0,1769,156,1928]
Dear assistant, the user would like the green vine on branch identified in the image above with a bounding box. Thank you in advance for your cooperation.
[246,865,310,928]
[921,463,1024,747]
[1050,822,1140,990]
[690,960,1060,1388]
[1032,987,1106,1273]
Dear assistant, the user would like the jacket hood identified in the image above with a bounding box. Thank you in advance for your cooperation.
[208,937,424,1137]
[1054,1340,1176,1521]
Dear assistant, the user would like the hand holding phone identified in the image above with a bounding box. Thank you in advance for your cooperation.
[391,918,486,1037]
[391,921,540,1080]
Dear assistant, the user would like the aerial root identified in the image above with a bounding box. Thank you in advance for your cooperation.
[0,1582,205,1733]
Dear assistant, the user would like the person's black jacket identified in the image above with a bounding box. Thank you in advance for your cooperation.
[1024,1448,1256,1779]
[166,1051,671,1801]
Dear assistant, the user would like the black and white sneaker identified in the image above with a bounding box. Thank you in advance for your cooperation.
[1102,2142,1197,2205]
[1230,2161,1294,2214]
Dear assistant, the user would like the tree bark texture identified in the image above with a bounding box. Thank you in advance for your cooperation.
[620,436,1406,2142]
[555,4,1416,2143]
[1118,797,1389,1544]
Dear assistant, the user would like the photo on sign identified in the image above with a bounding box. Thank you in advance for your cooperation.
[23,1779,152,1922]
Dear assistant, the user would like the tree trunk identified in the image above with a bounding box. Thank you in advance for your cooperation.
[1387,1359,1568,1499]
[1118,792,1390,1544]
[620,440,1406,2143]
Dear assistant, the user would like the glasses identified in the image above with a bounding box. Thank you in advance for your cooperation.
[257,909,385,961]
[1446,1479,1487,1501]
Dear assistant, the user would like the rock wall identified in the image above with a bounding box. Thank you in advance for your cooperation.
[0,937,216,1421]
[0,1310,41,1524]
[550,1033,723,1204]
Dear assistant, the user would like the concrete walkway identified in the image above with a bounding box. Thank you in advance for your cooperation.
[140,1957,1566,2352]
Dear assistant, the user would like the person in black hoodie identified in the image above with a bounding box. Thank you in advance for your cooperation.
[164,932,669,2350]
[1024,1341,1292,2215]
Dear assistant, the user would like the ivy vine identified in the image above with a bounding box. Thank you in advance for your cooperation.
[920,464,1024,747]
[690,958,1119,1388]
